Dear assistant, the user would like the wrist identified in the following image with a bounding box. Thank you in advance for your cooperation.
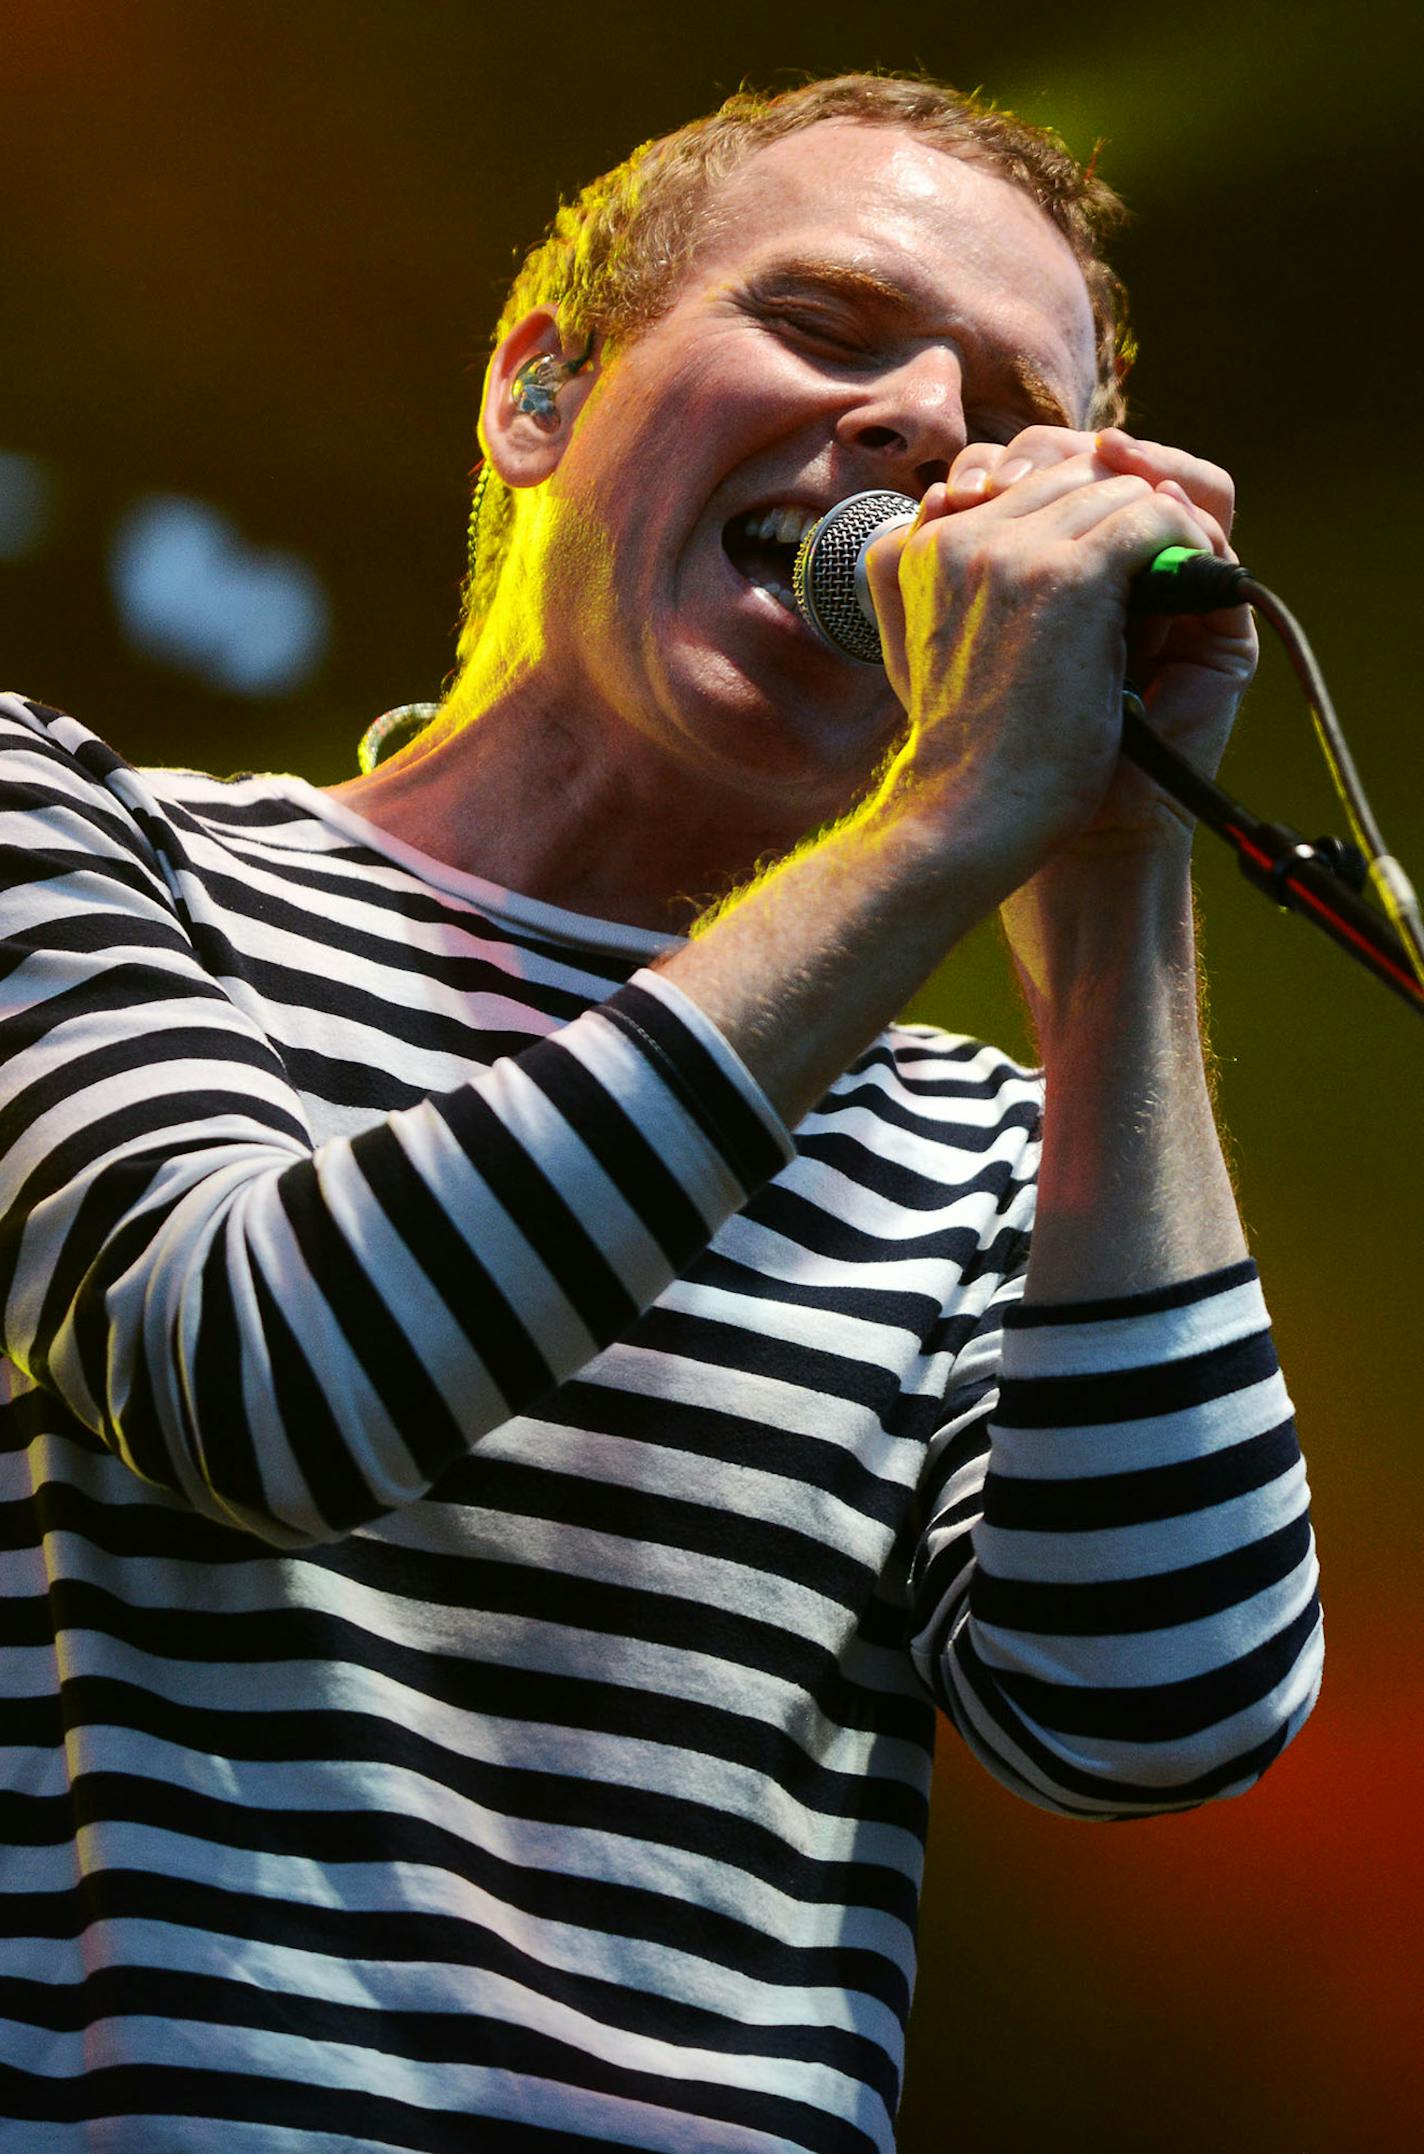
[857,748,1057,933]
[1003,844,1199,1036]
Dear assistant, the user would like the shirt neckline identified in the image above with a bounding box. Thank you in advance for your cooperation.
[267,774,685,965]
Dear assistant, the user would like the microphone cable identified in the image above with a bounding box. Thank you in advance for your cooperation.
[1237,575,1424,988]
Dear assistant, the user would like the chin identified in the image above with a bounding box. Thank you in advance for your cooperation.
[660,639,898,802]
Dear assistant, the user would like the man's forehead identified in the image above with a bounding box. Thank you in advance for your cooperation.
[710,120,1042,234]
[700,123,1087,295]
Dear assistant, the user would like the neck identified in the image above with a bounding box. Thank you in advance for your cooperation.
[324,624,823,935]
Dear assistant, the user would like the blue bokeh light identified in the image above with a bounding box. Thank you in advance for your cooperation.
[108,495,330,696]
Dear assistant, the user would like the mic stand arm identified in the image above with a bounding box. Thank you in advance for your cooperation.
[1120,694,1424,1020]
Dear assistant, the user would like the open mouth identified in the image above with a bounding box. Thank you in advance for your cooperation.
[721,504,822,613]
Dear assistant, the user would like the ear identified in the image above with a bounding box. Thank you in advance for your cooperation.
[481,307,600,488]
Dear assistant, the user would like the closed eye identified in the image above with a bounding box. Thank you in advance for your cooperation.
[748,288,1062,440]
[759,304,872,358]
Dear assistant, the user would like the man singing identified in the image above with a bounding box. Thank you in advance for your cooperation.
[0,72,1320,2153]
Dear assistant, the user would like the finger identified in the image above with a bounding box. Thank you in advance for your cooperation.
[945,442,1010,502]
[997,422,1099,469]
[916,467,1228,586]
[1154,478,1231,559]
[1093,428,1236,537]
[956,458,1225,564]
[949,450,1132,524]
[947,424,1097,503]
[1071,481,1238,584]
[1086,492,1259,647]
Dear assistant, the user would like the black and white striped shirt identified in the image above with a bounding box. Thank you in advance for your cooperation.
[0,692,1322,2152]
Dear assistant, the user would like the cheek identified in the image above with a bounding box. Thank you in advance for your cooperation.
[617,330,835,473]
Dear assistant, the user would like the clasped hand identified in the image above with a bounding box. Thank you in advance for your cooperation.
[862,426,1259,914]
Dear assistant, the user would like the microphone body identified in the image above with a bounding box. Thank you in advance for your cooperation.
[791,490,1251,665]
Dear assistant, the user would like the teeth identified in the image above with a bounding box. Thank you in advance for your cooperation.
[745,504,819,545]
[747,576,798,611]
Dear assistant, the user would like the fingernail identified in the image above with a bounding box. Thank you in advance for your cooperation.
[999,457,1035,486]
[952,467,990,496]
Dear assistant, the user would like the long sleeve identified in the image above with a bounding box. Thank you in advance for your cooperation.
[909,1260,1322,1815]
[0,695,1323,2151]
[0,698,792,1544]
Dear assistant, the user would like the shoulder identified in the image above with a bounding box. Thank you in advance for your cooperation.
[0,690,127,790]
[0,690,315,867]
[0,691,181,887]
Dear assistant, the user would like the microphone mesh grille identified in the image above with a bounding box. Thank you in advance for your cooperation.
[792,490,917,664]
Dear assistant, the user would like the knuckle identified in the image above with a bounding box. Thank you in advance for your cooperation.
[1007,422,1078,457]
[986,422,1068,469]
[949,443,1003,481]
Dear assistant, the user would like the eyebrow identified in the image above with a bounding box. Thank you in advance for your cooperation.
[742,255,1081,430]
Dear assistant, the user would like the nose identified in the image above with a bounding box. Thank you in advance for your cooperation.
[835,347,967,495]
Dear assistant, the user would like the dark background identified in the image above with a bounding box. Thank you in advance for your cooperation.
[4,3,1421,2148]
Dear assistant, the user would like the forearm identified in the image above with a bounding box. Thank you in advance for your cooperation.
[1009,847,1248,1302]
[660,776,1247,1309]
[657,766,1014,1126]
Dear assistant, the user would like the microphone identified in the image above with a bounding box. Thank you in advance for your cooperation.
[791,489,1252,665]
